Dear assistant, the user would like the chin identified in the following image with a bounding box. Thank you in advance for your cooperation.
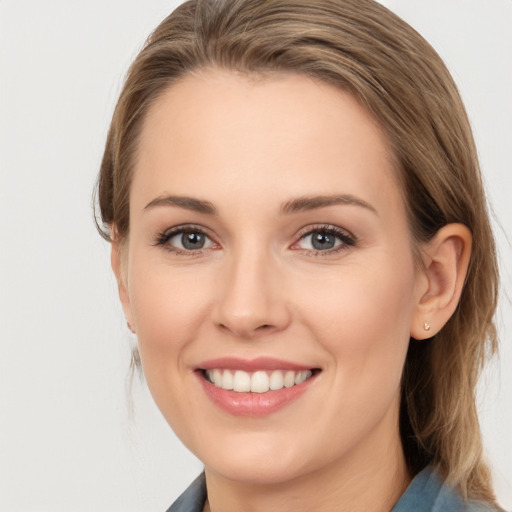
[205,457,307,486]
[192,431,327,486]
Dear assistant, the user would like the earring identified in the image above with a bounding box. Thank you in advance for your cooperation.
[424,321,431,331]
[127,321,135,334]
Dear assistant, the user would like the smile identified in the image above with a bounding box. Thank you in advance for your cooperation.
[204,369,314,393]
[196,357,320,416]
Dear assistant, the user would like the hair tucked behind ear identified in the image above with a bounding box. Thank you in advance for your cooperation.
[95,0,499,504]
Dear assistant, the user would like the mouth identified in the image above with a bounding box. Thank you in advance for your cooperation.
[202,368,318,393]
[195,357,321,415]
[194,357,322,416]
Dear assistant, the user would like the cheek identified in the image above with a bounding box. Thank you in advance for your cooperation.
[287,256,416,452]
[126,263,218,436]
[126,256,214,378]
[294,253,416,379]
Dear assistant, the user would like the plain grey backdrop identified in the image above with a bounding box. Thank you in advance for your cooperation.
[1,1,511,510]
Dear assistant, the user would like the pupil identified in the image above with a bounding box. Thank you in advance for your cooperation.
[312,232,335,250]
[182,232,205,250]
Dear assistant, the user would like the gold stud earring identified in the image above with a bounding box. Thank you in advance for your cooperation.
[424,321,431,331]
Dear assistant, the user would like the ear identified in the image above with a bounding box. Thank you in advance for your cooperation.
[410,223,472,340]
[111,231,135,333]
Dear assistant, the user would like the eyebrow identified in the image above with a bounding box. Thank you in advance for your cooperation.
[280,194,377,215]
[144,195,217,215]
[143,193,377,216]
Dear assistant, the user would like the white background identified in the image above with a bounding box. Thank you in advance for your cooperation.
[0,1,510,511]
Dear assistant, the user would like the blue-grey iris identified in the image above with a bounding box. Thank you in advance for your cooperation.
[312,232,336,250]
[182,232,205,250]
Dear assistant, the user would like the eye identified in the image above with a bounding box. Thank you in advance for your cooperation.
[155,226,217,253]
[173,230,210,250]
[293,225,355,253]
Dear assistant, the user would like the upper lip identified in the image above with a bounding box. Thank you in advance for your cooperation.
[197,357,316,372]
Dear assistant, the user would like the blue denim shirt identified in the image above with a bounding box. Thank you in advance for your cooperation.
[166,466,499,512]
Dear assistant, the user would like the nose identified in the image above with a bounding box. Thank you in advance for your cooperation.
[213,248,291,339]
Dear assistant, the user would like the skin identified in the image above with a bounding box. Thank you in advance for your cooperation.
[112,69,472,512]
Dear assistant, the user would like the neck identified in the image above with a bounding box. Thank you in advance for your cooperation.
[204,423,410,512]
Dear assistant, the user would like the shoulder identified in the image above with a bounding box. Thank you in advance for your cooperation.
[168,468,501,512]
[392,467,501,512]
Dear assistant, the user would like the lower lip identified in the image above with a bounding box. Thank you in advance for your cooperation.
[197,372,317,417]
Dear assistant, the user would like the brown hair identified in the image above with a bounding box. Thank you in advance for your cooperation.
[96,0,499,504]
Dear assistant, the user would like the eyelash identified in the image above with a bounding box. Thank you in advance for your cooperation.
[293,224,356,256]
[153,224,356,256]
[154,225,217,255]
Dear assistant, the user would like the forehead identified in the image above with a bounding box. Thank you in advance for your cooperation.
[132,69,403,219]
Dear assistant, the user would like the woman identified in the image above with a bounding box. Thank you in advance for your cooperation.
[95,0,502,510]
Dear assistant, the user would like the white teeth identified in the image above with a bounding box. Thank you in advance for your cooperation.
[233,370,251,392]
[295,370,312,385]
[212,369,223,387]
[251,371,270,393]
[221,370,234,390]
[205,368,314,393]
[269,370,284,390]
[284,370,295,388]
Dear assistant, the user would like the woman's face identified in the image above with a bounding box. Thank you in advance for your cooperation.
[115,70,425,485]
